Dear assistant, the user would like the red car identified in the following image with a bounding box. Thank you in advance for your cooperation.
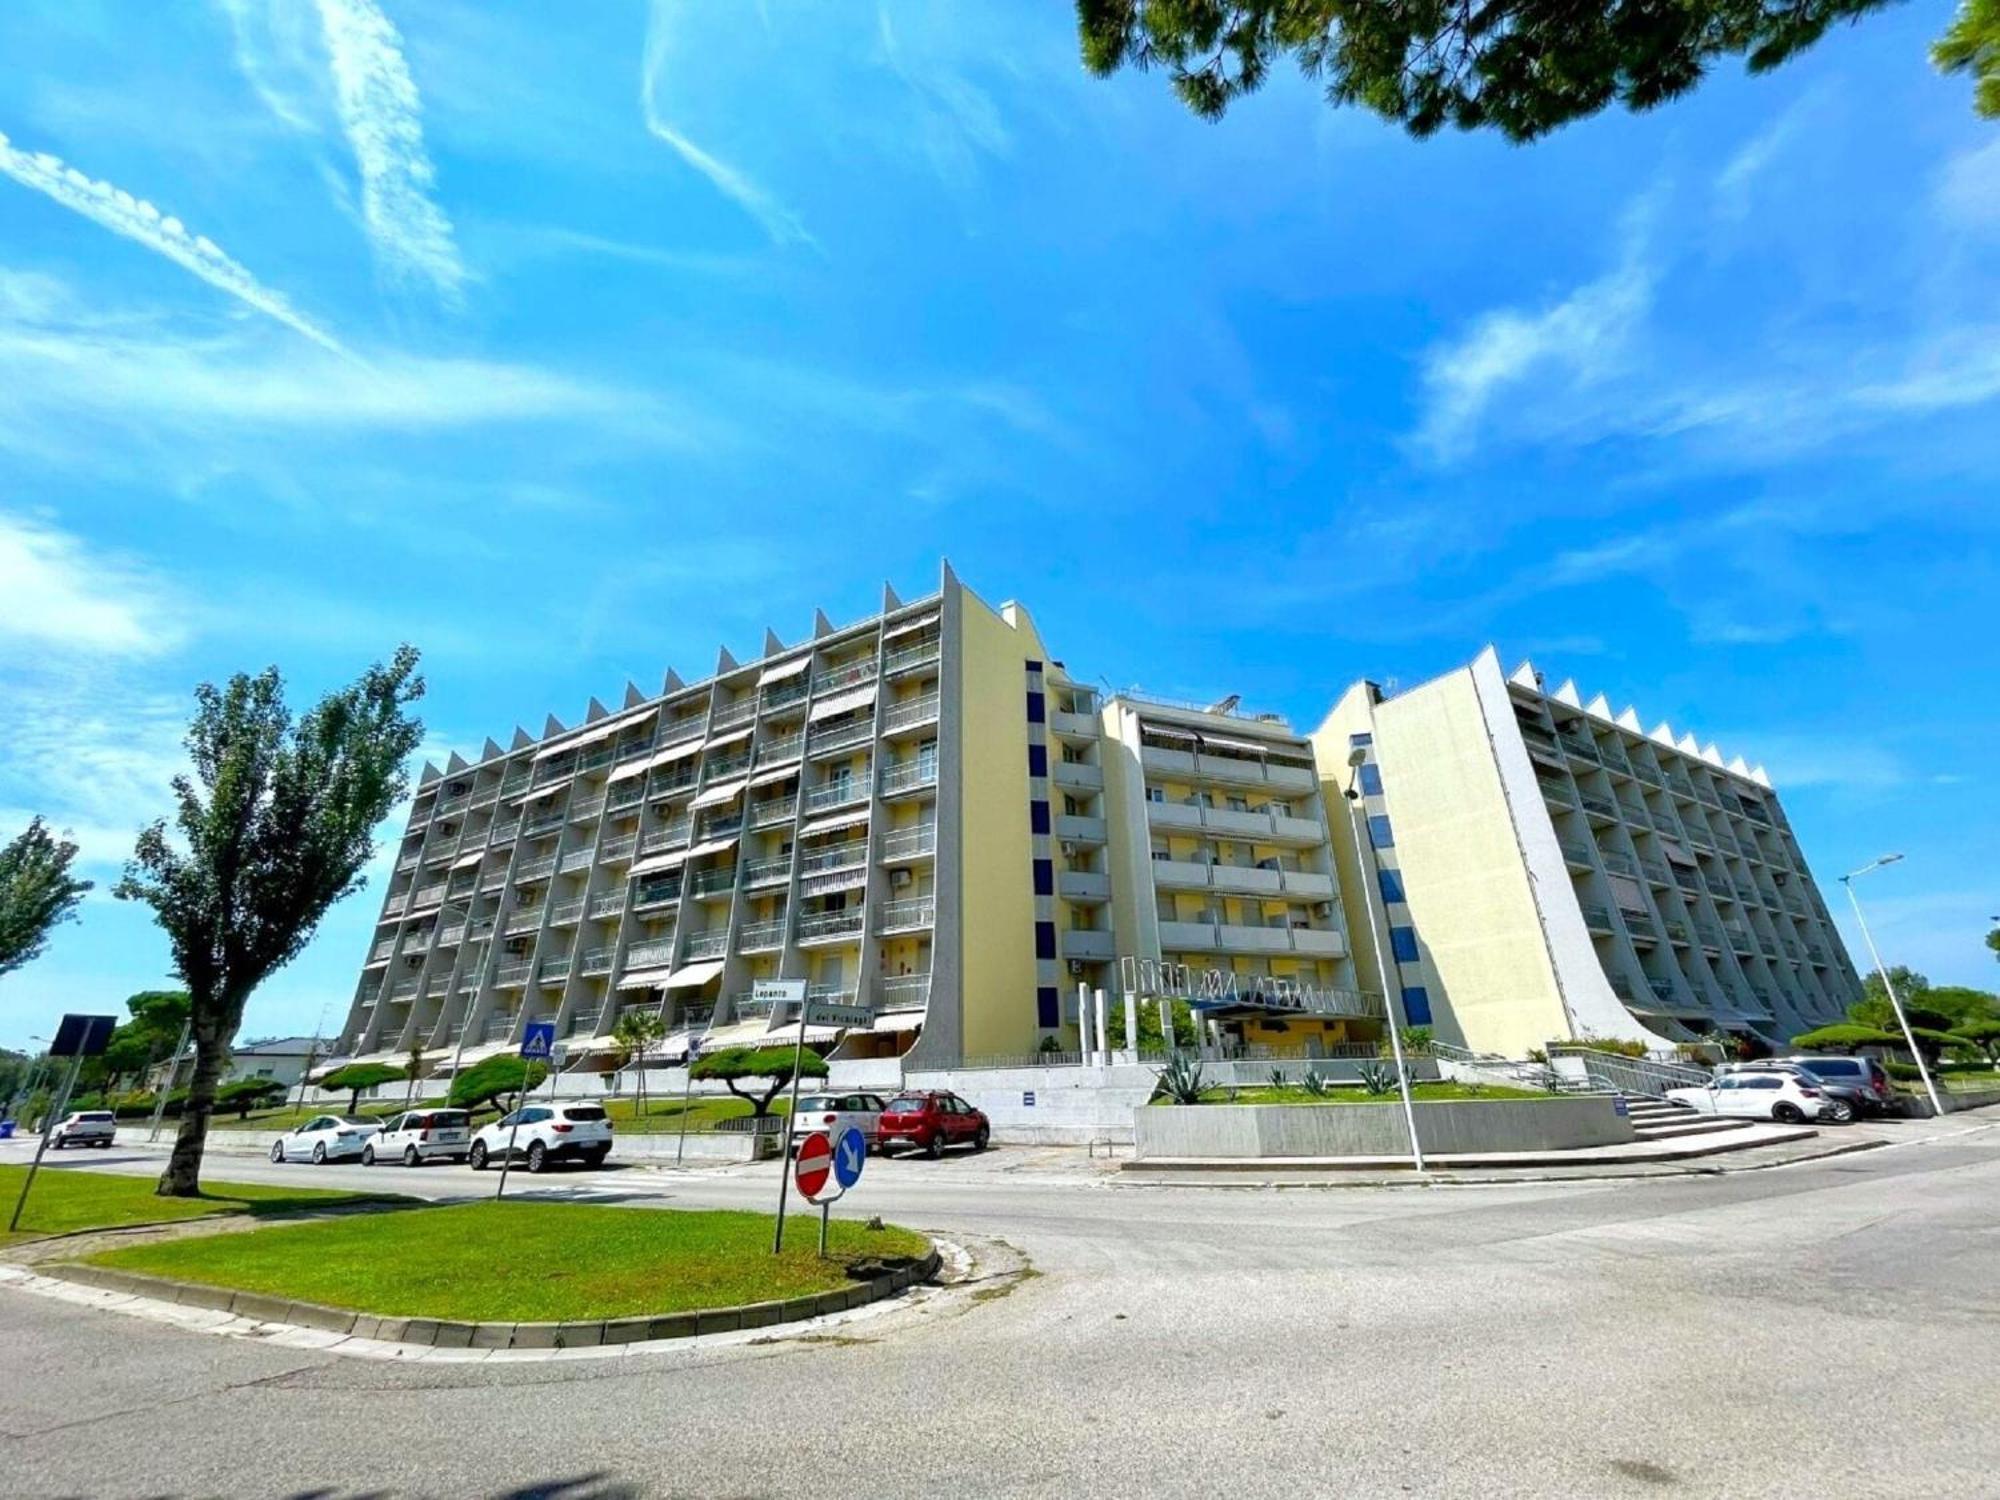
[876,1091,990,1158]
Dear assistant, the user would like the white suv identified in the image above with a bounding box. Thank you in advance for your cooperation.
[467,1103,613,1172]
[364,1108,472,1166]
[1667,1071,1835,1123]
[49,1110,117,1149]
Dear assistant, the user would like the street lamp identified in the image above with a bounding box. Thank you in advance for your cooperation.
[1839,854,1943,1118]
[1345,746,1425,1173]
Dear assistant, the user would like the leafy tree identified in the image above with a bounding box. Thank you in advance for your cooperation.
[403,1041,428,1107]
[319,1062,404,1114]
[1935,0,2000,117]
[1988,922,2000,964]
[1791,1023,1901,1052]
[1948,1018,2000,1065]
[447,1054,547,1114]
[1924,985,2000,1029]
[216,1077,288,1120]
[86,991,192,1096]
[689,1045,827,1119]
[1076,0,1912,142]
[612,1007,666,1119]
[116,647,425,1197]
[1851,997,1957,1038]
[1857,964,1930,1013]
[0,817,93,980]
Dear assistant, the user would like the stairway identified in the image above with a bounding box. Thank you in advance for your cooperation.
[1621,1094,1753,1141]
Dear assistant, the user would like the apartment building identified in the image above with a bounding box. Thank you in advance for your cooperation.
[327,566,1386,1083]
[1315,648,1862,1059]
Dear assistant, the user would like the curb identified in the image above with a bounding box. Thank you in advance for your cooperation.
[37,1246,941,1350]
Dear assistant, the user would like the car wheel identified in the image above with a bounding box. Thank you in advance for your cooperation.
[312,1142,327,1164]
[361,1145,376,1166]
[1823,1099,1855,1124]
[526,1141,548,1173]
[1773,1103,1805,1123]
[973,1125,990,1152]
[585,1148,609,1169]
[270,1141,285,1163]
[469,1142,488,1171]
[403,1145,421,1168]
[49,1136,63,1150]
[925,1132,945,1160]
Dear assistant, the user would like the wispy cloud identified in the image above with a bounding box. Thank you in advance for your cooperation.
[1712,91,1821,223]
[0,509,183,659]
[313,0,466,299]
[0,129,345,354]
[641,0,816,249]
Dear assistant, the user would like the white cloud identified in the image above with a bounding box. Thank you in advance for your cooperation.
[1936,137,2000,233]
[641,0,817,249]
[0,129,346,355]
[0,510,182,658]
[313,0,466,299]
[1711,91,1820,223]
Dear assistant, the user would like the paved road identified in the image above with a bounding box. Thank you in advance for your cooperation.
[3,1115,1997,1498]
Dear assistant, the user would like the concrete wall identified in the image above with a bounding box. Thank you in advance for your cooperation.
[1133,1094,1634,1158]
[1201,1056,1441,1087]
[906,1063,1157,1144]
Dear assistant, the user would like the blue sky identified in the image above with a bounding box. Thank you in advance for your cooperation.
[1,2,1994,1052]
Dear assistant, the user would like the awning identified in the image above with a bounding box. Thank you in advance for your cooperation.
[809,684,877,722]
[750,762,798,788]
[615,966,677,991]
[760,655,812,685]
[513,775,573,806]
[630,850,689,877]
[1147,724,1198,744]
[705,728,753,753]
[1661,841,1695,867]
[801,807,871,838]
[534,720,619,760]
[699,1019,775,1050]
[564,1035,628,1058]
[683,835,738,861]
[665,958,727,990]
[873,1010,925,1033]
[1199,733,1274,757]
[798,1024,845,1044]
[883,613,939,642]
[655,1031,693,1062]
[444,1041,512,1069]
[609,740,702,783]
[304,1057,352,1083]
[452,849,486,869]
[691,780,747,810]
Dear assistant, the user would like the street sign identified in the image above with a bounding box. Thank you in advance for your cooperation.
[804,999,872,1028]
[795,1131,834,1202]
[50,1014,116,1057]
[753,979,806,1009]
[832,1127,866,1191]
[520,1021,556,1062]
[1023,1090,1036,1108]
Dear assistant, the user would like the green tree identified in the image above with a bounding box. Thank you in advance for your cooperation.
[319,1062,405,1114]
[612,1007,666,1120]
[1924,985,1999,1029]
[1948,1018,2000,1065]
[1077,0,1919,141]
[1857,964,1930,1013]
[447,1054,547,1114]
[1791,1023,1900,1052]
[1987,923,2000,964]
[87,991,193,1096]
[116,646,425,1197]
[1935,0,2000,117]
[0,817,93,980]
[216,1077,288,1120]
[403,1041,428,1107]
[689,1045,827,1119]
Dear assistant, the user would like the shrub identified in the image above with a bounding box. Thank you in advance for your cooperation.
[1560,1036,1649,1058]
[1296,1071,1330,1099]
[690,1045,829,1119]
[1268,1067,1288,1090]
[319,1062,406,1114]
[1156,1053,1207,1105]
[1399,1026,1434,1056]
[217,1078,288,1120]
[1355,1058,1404,1096]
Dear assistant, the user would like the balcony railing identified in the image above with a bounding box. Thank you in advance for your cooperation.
[558,848,595,874]
[758,732,804,764]
[1581,904,1613,933]
[1600,850,1638,877]
[711,698,758,731]
[813,659,878,695]
[649,773,698,801]
[1640,859,1672,885]
[804,779,868,813]
[538,956,572,983]
[1537,779,1576,810]
[701,813,744,841]
[504,908,543,935]
[808,719,875,757]
[608,782,647,812]
[683,930,730,960]
[879,896,935,933]
[1579,794,1618,821]
[580,946,617,976]
[411,881,448,909]
[565,1009,602,1037]
[705,750,752,779]
[485,1015,519,1041]
[495,961,533,986]
[880,760,938,797]
[798,909,866,942]
[744,854,793,887]
[569,795,606,822]
[877,973,931,1009]
[750,795,797,827]
[633,880,682,909]
[762,682,810,713]
[516,854,557,881]
[1559,732,1600,763]
[739,918,786,950]
[689,865,738,897]
[487,819,520,845]
[883,638,940,676]
[879,826,936,862]
[639,823,691,856]
[798,840,868,875]
[549,899,585,926]
[882,693,940,732]
[659,713,709,746]
[599,832,638,863]
[626,938,677,968]
[588,892,627,921]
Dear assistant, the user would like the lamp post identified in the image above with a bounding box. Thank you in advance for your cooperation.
[1839,854,1943,1117]
[1345,747,1425,1174]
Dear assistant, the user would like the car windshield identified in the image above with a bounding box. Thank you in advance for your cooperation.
[885,1097,927,1114]
[338,1116,377,1126]
[562,1106,607,1121]
[77,1112,114,1122]
[796,1096,836,1112]
[426,1111,469,1126]
[1803,1060,1859,1077]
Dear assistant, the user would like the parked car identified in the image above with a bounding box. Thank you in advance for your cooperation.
[270,1115,382,1164]
[1770,1055,1897,1115]
[1667,1070,1840,1123]
[363,1108,473,1166]
[467,1103,612,1172]
[787,1093,889,1154]
[875,1091,989,1158]
[48,1110,116,1149]
[1722,1061,1865,1123]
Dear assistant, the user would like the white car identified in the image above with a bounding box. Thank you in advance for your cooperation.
[787,1092,889,1154]
[467,1103,613,1172]
[270,1114,382,1164]
[49,1110,117,1149]
[1666,1071,1835,1123]
[363,1108,472,1167]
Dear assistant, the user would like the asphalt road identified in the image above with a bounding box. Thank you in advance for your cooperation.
[2,1115,1997,1499]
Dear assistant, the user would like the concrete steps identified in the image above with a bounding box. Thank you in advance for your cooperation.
[1622,1096,1752,1142]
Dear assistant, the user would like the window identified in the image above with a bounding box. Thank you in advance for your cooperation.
[1026,660,1043,676]
[1401,986,1433,1026]
[1035,921,1057,960]
[1368,815,1395,849]
[1358,763,1384,797]
[1028,743,1048,777]
[1026,691,1046,724]
[1389,926,1420,963]
[1146,786,1164,804]
[1032,858,1054,896]
[1349,732,1373,749]
[1030,800,1051,835]
[1064,794,1084,816]
[1377,868,1406,904]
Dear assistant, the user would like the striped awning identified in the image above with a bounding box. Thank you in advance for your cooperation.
[630,849,689,876]
[809,684,876,722]
[800,807,871,838]
[873,1010,925,1033]
[615,966,677,991]
[698,1019,776,1050]
[760,655,812,685]
[691,780,747,810]
[664,959,727,990]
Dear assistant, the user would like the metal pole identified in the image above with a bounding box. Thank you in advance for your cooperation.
[148,1021,192,1145]
[771,1007,810,1255]
[818,1195,830,1259]
[1842,868,1943,1117]
[675,1045,699,1167]
[10,1053,85,1234]
[1347,795,1425,1173]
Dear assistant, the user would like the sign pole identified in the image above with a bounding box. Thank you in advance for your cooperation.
[771,1004,810,1256]
[818,1194,831,1259]
[9,1052,84,1234]
[496,1023,557,1202]
[147,1020,192,1144]
[675,1039,701,1167]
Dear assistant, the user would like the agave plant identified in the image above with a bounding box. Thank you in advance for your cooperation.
[1296,1070,1330,1099]
[1157,1052,1207,1106]
[1269,1066,1289,1090]
[1355,1058,1405,1096]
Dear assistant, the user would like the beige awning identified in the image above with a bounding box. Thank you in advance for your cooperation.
[801,807,871,839]
[691,780,747,810]
[513,775,573,806]
[759,655,811,685]
[798,1024,844,1044]
[615,966,677,991]
[699,1019,775,1050]
[683,835,738,862]
[1661,841,1695,868]
[873,1010,925,1033]
[630,850,689,877]
[883,613,939,642]
[664,958,727,990]
[1199,733,1276,757]
[564,1035,627,1058]
[750,762,798,788]
[609,740,701,783]
[534,720,618,760]
[705,728,753,753]
[809,684,876,722]
[452,849,486,869]
[655,1031,693,1062]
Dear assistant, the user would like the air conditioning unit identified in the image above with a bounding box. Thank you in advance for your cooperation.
[890,868,913,889]
[1067,959,1086,976]
[1314,901,1335,919]
[1059,841,1078,858]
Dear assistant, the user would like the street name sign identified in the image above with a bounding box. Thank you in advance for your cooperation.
[804,999,872,1028]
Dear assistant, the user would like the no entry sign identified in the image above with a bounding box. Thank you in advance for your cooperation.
[794,1131,835,1203]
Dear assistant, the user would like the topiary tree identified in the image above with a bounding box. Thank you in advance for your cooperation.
[216,1077,288,1120]
[447,1054,547,1114]
[689,1045,827,1119]
[1948,1018,2000,1066]
[319,1062,404,1114]
[1792,1023,1900,1052]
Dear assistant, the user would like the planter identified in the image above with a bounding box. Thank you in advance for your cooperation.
[1132,1096,1636,1159]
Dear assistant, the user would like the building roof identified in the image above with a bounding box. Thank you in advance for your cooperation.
[230,1036,322,1057]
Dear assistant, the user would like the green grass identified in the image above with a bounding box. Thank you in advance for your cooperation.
[1154,1081,1541,1107]
[0,1163,371,1247]
[86,1201,929,1322]
[602,1093,790,1133]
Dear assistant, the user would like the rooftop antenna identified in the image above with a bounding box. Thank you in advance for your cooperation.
[1206,693,1241,715]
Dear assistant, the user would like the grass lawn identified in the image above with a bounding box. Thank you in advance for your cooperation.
[602,1093,789,1133]
[85,1201,929,1322]
[1157,1081,1540,1106]
[0,1164,372,1248]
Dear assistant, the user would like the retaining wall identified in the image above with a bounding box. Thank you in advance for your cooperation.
[905,1064,1158,1144]
[1132,1095,1635,1159]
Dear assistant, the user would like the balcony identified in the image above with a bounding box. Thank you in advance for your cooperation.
[1581,904,1614,934]
[437,923,466,947]
[881,693,939,734]
[516,854,557,882]
[639,821,691,855]
[1049,708,1097,740]
[1647,976,1677,1003]
[804,779,869,815]
[798,909,865,944]
[1600,850,1638,878]
[1291,927,1346,957]
[487,819,520,845]
[549,899,585,927]
[626,938,677,968]
[758,732,804,766]
[1640,859,1672,886]
[1560,842,1594,871]
[500,767,532,795]
[484,1015,519,1041]
[495,961,532,987]
[879,826,937,862]
[659,713,709,747]
[876,973,931,1010]
[1559,731,1600,763]
[558,848,595,875]
[503,908,543,936]
[739,918,787,951]
[1059,869,1111,902]
[706,750,753,781]
[702,813,745,842]
[711,698,758,732]
[689,865,738,898]
[879,896,935,933]
[808,719,875,758]
[649,774,698,802]
[1663,919,1690,945]
[744,854,793,889]
[580,946,616,976]
[608,782,647,812]
[762,682,810,715]
[1580,793,1619,824]
[750,794,797,828]
[683,930,730,960]
[569,795,606,823]
[1219,923,1305,956]
[524,814,565,840]
[813,659,879,695]
[883,638,940,677]
[599,833,638,863]
[538,956,572,984]
[1051,760,1103,793]
[1064,927,1116,960]
[565,1009,602,1038]
[1537,778,1576,811]
[410,881,448,910]
[389,977,420,1001]
[1055,814,1107,845]
[368,940,396,963]
[396,852,421,873]
[879,760,938,798]
[633,880,682,911]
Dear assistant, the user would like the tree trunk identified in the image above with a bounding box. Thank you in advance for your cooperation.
[158,1019,227,1198]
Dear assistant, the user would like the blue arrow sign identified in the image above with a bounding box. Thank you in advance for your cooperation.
[832,1126,866,1191]
[520,1021,556,1062]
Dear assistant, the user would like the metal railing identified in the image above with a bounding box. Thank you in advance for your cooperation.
[1550,1044,1708,1098]
[879,827,936,861]
[880,760,938,796]
[882,692,940,731]
[879,896,935,932]
[797,909,865,941]
[804,779,868,813]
